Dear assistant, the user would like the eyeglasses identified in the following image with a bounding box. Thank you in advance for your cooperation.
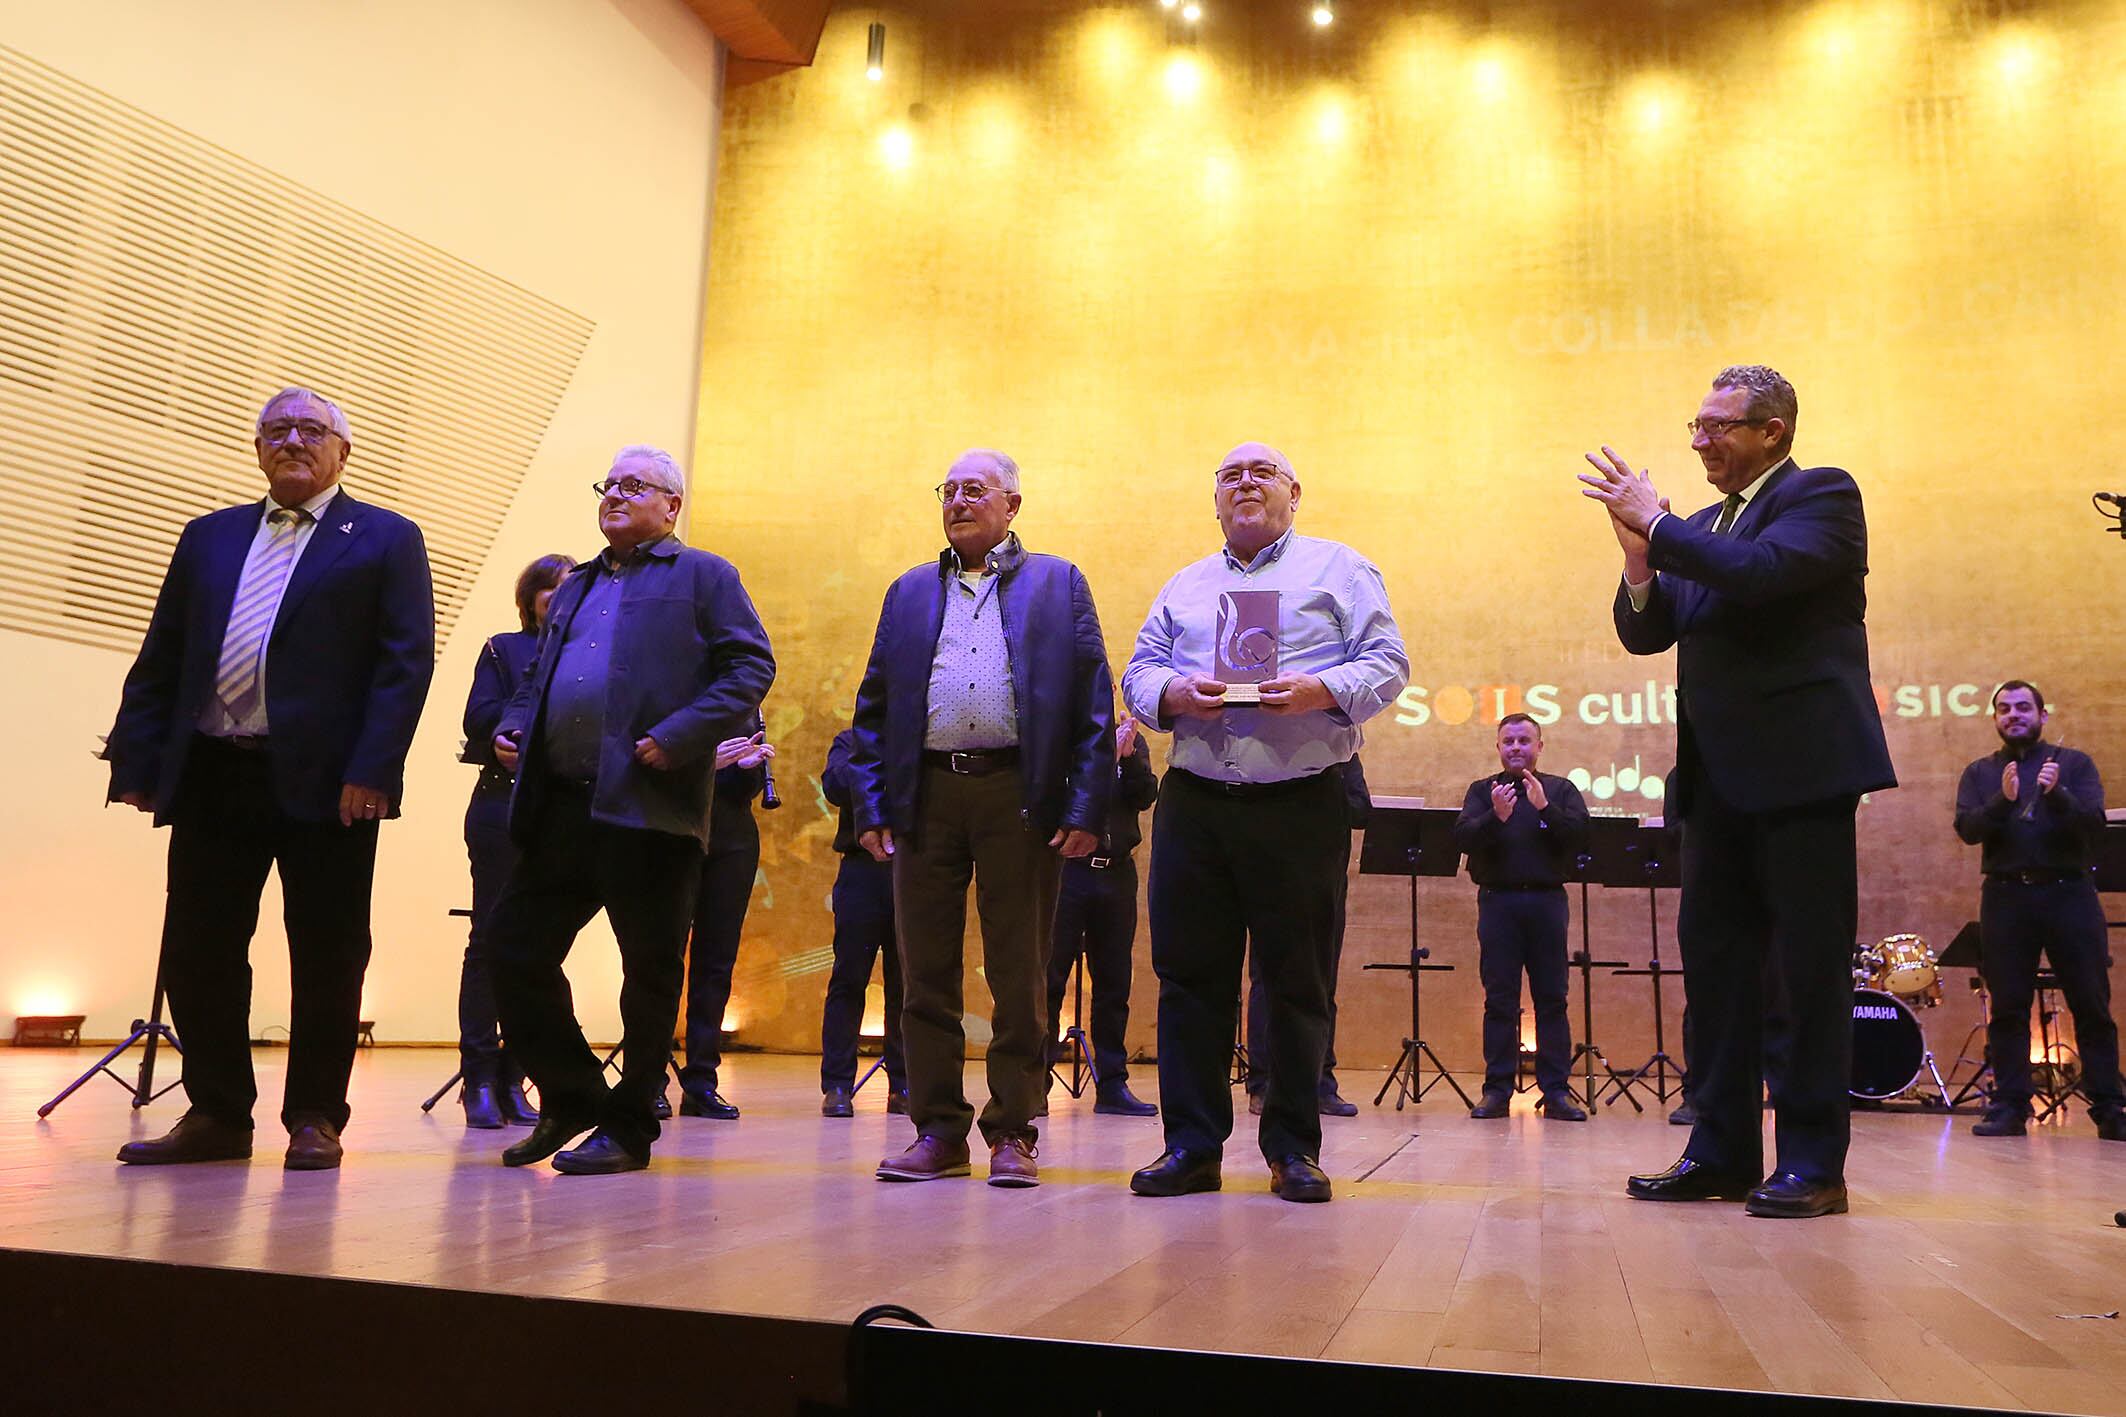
[1687,416,1765,438]
[1215,461,1291,488]
[934,481,999,505]
[591,477,676,501]
[260,419,339,445]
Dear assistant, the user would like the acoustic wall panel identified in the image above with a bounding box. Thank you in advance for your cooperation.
[0,43,595,654]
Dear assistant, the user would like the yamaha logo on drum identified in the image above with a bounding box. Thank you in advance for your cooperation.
[1854,1003,1902,1021]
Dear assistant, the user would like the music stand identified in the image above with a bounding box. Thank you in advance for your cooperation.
[37,960,183,1118]
[1049,953,1100,1099]
[1565,816,1646,1114]
[1938,921,1994,1108]
[1359,805,1470,1110]
[1607,820,1684,1106]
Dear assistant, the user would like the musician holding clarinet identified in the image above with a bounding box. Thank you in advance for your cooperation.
[1954,680,2125,1141]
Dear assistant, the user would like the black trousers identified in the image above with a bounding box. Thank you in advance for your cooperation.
[1981,877,2124,1117]
[491,781,702,1158]
[680,795,761,1094]
[1476,888,1572,1094]
[821,853,906,1093]
[460,790,514,1077]
[1150,769,1348,1164]
[1676,778,1858,1185]
[159,734,378,1132]
[1045,856,1140,1084]
[1245,868,1347,1095]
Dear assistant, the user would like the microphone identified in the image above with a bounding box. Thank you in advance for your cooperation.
[756,709,781,810]
[2098,493,2126,506]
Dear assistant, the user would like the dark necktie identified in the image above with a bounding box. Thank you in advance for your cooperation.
[1713,493,1743,534]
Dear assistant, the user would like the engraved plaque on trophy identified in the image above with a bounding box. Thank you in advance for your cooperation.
[1214,588,1280,705]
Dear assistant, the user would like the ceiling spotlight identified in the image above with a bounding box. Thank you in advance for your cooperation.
[866,21,885,81]
[1180,1,1203,21]
[1311,1,1334,25]
[1159,0,1179,8]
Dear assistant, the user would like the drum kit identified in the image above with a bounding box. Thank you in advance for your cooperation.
[1849,933,1952,1105]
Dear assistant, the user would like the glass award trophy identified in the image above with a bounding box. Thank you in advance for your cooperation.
[1214,588,1280,705]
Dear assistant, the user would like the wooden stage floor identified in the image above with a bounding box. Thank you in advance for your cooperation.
[5,1048,2124,1413]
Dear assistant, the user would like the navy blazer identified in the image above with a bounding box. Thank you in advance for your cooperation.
[106,489,437,825]
[850,537,1114,842]
[499,537,774,848]
[1613,460,1896,816]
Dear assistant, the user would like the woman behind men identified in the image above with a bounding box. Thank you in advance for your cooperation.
[455,553,574,1128]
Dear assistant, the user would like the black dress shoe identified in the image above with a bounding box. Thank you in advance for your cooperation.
[1094,1081,1158,1117]
[1745,1170,1848,1219]
[650,1090,673,1121]
[2099,1113,2126,1143]
[496,1080,540,1126]
[1469,1089,1511,1119]
[1667,1099,1697,1126]
[1537,1092,1588,1122]
[1626,1157,1756,1202]
[1317,1084,1359,1118]
[886,1089,910,1115]
[1971,1106,2027,1137]
[117,1110,253,1166]
[822,1087,855,1118]
[1269,1154,1333,1204]
[502,1116,594,1167]
[553,1130,649,1175]
[679,1089,739,1120]
[1130,1148,1222,1196]
[461,1082,505,1130]
[284,1119,344,1171]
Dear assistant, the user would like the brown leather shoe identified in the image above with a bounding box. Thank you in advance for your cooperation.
[284,1118,344,1171]
[987,1133,1040,1188]
[876,1133,972,1181]
[116,1111,253,1166]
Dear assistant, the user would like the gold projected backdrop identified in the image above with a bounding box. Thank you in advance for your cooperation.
[695,0,2126,1068]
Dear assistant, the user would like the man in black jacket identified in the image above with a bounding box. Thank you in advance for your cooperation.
[488,445,774,1175]
[850,449,1114,1188]
[1045,710,1160,1117]
[1452,713,1590,1121]
[1583,364,1896,1219]
[108,387,435,1171]
[1954,680,2124,1140]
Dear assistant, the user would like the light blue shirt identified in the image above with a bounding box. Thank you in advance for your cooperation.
[924,552,1019,751]
[1124,528,1408,784]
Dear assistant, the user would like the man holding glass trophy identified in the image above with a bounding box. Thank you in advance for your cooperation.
[1121,442,1408,1204]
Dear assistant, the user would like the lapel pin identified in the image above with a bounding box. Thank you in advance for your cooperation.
[339,522,353,533]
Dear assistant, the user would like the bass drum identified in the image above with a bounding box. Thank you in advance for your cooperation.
[1850,988,1925,1100]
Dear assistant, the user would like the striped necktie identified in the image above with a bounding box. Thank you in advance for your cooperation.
[1713,493,1744,534]
[213,507,308,725]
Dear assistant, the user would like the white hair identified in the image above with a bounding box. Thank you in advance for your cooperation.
[951,448,1020,493]
[611,444,685,493]
[256,386,350,441]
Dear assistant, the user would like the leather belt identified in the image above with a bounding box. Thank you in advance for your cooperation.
[1986,869,2084,886]
[1169,767,1331,800]
[199,732,269,752]
[924,747,1020,776]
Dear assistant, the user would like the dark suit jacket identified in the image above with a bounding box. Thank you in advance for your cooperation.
[850,537,1114,842]
[1612,459,1896,816]
[106,489,436,825]
[499,537,774,848]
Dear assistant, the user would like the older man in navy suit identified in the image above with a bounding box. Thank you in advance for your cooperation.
[106,386,435,1170]
[1582,364,1896,1219]
[851,449,1114,1189]
[487,445,774,1175]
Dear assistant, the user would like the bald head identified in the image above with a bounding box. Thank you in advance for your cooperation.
[1214,439,1301,561]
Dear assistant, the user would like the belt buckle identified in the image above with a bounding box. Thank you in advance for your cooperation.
[1088,855,1113,869]
[948,751,976,775]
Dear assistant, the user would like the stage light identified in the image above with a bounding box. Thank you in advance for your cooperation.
[1159,0,1179,9]
[1312,2,1334,27]
[1164,53,1203,101]
[866,21,886,82]
[1180,2,1202,23]
[879,125,914,168]
[13,1015,85,1046]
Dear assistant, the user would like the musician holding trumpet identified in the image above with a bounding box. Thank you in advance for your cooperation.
[1953,680,2125,1141]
